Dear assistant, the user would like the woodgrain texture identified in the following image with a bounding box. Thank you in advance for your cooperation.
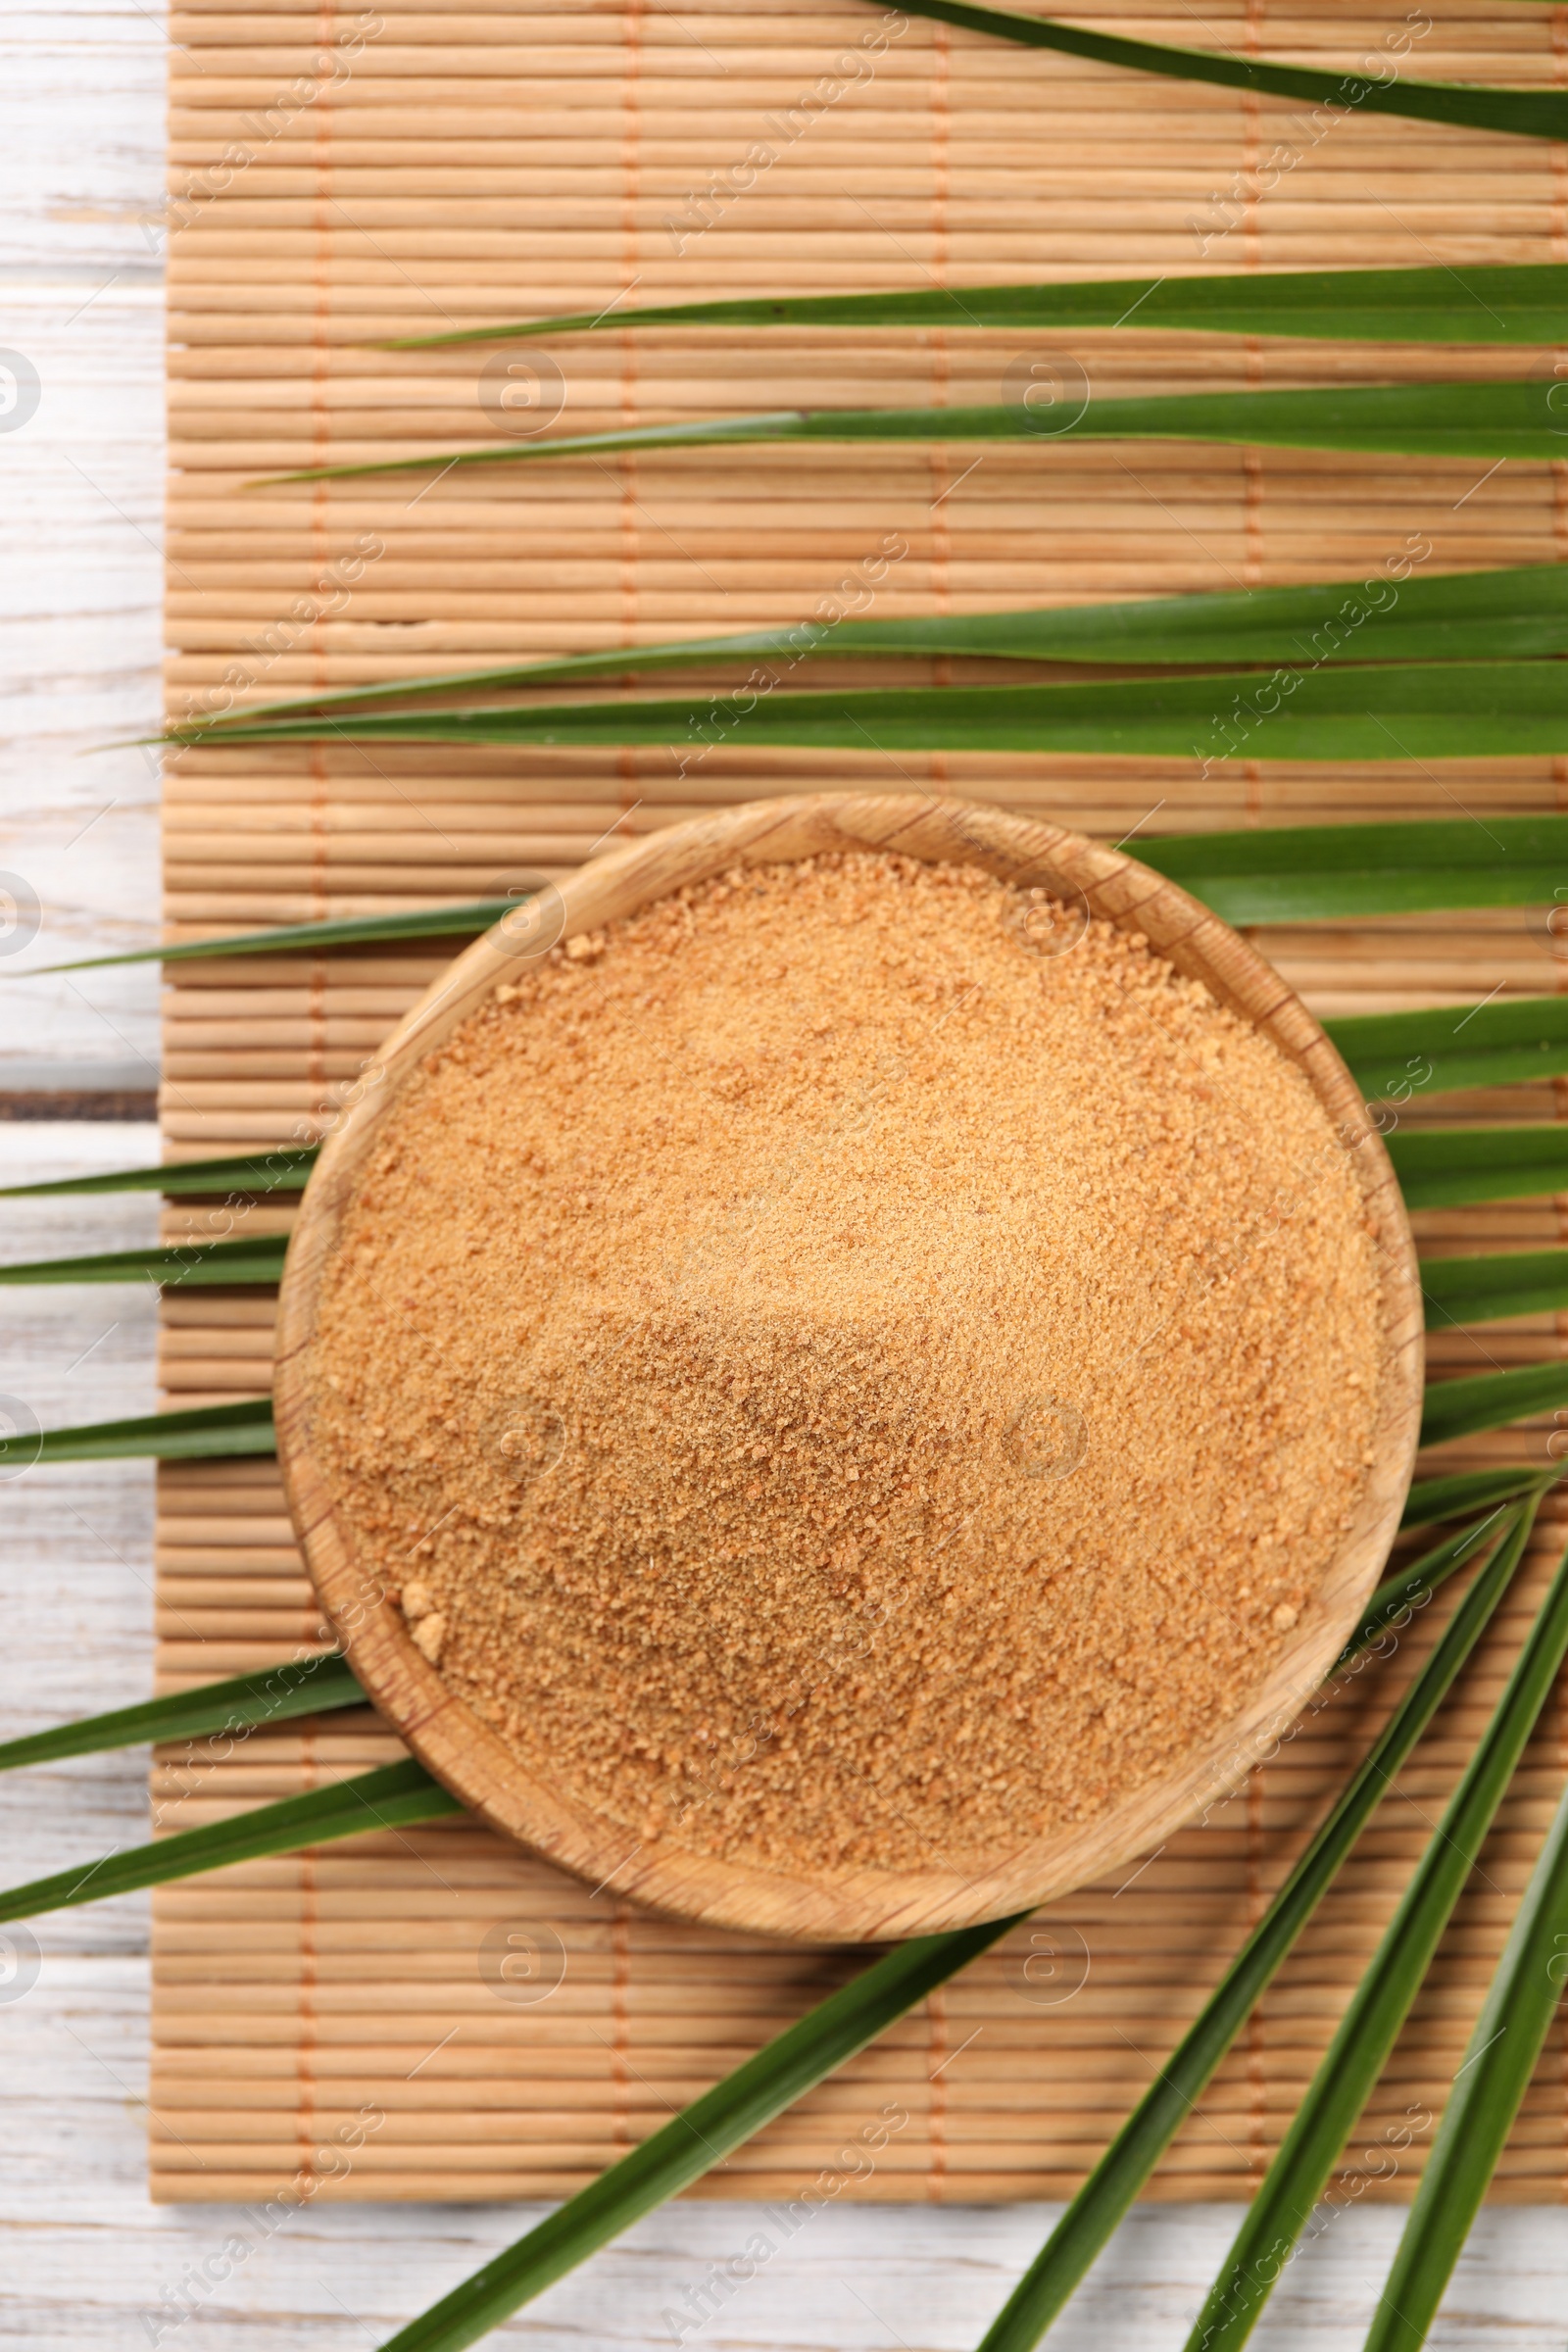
[0,0,164,1094]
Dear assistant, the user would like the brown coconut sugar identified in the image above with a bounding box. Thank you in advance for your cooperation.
[310,851,1386,1875]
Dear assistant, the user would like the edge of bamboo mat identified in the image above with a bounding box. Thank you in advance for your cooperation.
[156,0,1568,2203]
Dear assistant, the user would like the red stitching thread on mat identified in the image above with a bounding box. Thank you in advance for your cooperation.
[1243,757,1265,828]
[928,21,954,736]
[1242,397,1265,825]
[297,15,332,2174]
[1242,0,1263,274]
[611,1898,632,2153]
[1242,421,1265,821]
[1242,434,1265,592]
[926,1984,950,2199]
[298,17,333,2190]
[618,0,643,808]
[927,24,952,795]
[1245,1763,1267,2180]
[307,3,335,1107]
[296,1729,319,2189]
[1553,6,1568,266]
[1240,0,1265,842]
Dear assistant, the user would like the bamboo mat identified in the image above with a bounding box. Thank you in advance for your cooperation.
[153,0,1568,2204]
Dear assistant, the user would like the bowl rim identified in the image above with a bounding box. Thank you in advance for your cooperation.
[273,790,1425,1942]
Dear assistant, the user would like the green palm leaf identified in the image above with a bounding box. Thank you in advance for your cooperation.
[1343,1509,1525,1663]
[1138,818,1568,922]
[1420,1362,1568,1450]
[1325,994,1568,1098]
[1181,1517,1568,2352]
[46,819,1568,979]
[1362,1776,1568,2352]
[1422,1247,1568,1328]
[387,266,1568,352]
[0,1652,364,1772]
[0,1758,460,1924]
[265,382,1568,487]
[1402,1466,1558,1530]
[24,899,551,978]
[0,1236,288,1287]
[0,1397,276,1471]
[878,0,1568,142]
[974,1500,1537,2352]
[150,662,1568,765]
[373,1915,1019,2352]
[1386,1125,1568,1210]
[0,1147,318,1200]
[159,568,1568,740]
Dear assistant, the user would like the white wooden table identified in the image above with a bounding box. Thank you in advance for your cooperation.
[1,5,1564,2343]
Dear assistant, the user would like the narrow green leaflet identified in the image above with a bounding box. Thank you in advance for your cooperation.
[873,0,1568,142]
[1422,1247,1568,1329]
[1137,817,1568,922]
[0,1653,365,1773]
[1339,1508,1521,1665]
[0,1147,318,1200]
[26,898,547,978]
[973,1502,1536,2352]
[1402,1465,1557,1530]
[147,662,1568,766]
[162,568,1568,735]
[1386,1124,1568,1210]
[45,819,1568,983]
[1362,1778,1568,2352]
[377,1917,1021,2352]
[55,818,1568,969]
[387,265,1568,351]
[1325,994,1568,1099]
[0,1758,460,1924]
[1420,1361,1568,1450]
[0,1236,288,1287]
[265,382,1568,486]
[0,1397,276,1472]
[1179,1517,1568,2352]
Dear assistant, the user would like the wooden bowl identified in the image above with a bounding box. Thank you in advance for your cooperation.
[275,793,1424,1942]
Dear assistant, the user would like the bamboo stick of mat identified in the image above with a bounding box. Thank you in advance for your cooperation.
[152,0,1568,2202]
